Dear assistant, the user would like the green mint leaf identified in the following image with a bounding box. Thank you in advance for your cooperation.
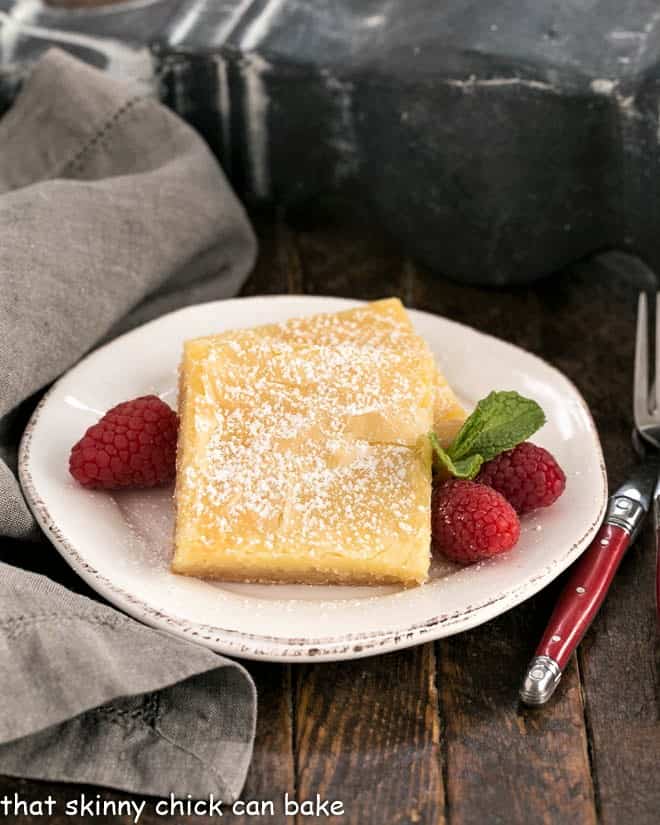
[450,454,485,479]
[448,391,545,463]
[429,432,484,479]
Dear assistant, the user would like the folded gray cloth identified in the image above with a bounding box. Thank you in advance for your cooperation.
[0,49,257,798]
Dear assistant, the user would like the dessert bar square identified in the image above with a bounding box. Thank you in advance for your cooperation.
[172,299,463,586]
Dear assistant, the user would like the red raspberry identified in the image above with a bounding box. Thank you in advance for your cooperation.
[476,442,566,514]
[432,479,520,565]
[69,395,178,490]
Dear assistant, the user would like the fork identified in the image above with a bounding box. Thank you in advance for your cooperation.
[520,292,660,705]
[636,294,660,631]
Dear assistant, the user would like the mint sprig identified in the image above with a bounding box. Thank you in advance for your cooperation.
[429,433,483,479]
[429,391,545,480]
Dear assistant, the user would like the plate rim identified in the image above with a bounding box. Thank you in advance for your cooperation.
[19,295,608,662]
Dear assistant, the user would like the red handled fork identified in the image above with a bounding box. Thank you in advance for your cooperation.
[520,292,660,705]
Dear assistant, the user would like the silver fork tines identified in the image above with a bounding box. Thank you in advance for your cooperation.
[634,292,660,449]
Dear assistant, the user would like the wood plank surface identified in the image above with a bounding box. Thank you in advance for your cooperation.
[405,260,598,825]
[242,211,303,297]
[439,608,596,825]
[406,252,660,824]
[220,664,295,825]
[1,143,658,820]
[294,646,444,825]
[543,256,660,825]
[291,213,405,301]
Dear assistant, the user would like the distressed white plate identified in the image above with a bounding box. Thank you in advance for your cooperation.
[19,296,607,662]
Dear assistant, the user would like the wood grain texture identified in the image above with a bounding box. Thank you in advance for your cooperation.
[548,256,660,825]
[241,210,303,296]
[406,259,598,825]
[291,212,404,300]
[512,255,659,825]
[409,251,659,825]
[2,214,659,823]
[219,664,295,825]
[439,599,596,825]
[294,646,444,825]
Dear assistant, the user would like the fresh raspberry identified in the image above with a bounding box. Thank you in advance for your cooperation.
[69,395,178,489]
[476,442,566,514]
[432,479,520,565]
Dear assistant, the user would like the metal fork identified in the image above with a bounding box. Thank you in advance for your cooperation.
[635,293,660,449]
[520,291,659,705]
[635,292,660,629]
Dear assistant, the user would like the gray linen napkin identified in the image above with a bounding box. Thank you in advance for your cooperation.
[0,49,258,798]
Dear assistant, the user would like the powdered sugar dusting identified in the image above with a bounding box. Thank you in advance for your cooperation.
[174,300,437,584]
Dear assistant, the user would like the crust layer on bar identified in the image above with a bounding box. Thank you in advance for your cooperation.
[173,299,462,586]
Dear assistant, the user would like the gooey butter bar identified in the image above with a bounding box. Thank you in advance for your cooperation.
[172,299,465,586]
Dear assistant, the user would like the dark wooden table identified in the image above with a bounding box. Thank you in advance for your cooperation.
[2,210,659,824]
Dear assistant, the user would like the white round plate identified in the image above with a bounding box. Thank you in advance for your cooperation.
[20,296,607,662]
